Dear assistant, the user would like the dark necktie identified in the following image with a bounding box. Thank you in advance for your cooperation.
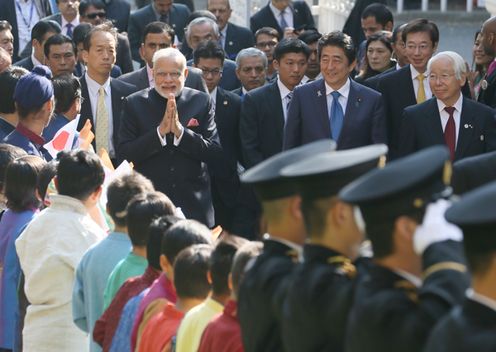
[444,106,456,161]
[160,13,169,24]
[330,91,344,141]
[66,23,73,38]
[286,91,293,114]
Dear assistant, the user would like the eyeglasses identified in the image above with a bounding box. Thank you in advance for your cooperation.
[428,73,456,82]
[85,12,106,19]
[155,71,182,79]
[200,68,223,77]
[256,41,277,49]
[405,43,431,52]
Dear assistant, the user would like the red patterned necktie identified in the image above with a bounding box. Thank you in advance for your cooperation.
[444,106,456,161]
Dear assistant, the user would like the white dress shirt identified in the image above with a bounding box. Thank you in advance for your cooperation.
[85,73,115,156]
[15,0,40,56]
[277,78,292,122]
[325,78,350,118]
[61,15,79,36]
[219,25,228,49]
[437,93,463,148]
[410,65,432,101]
[31,52,43,67]
[269,2,293,28]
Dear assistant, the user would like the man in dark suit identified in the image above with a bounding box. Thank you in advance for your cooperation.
[240,38,309,168]
[341,146,469,352]
[232,47,267,98]
[185,17,240,91]
[78,23,136,162]
[127,0,190,63]
[118,47,220,227]
[0,0,52,62]
[207,0,254,60]
[478,16,496,108]
[0,21,14,59]
[375,19,439,157]
[284,31,386,151]
[14,20,61,71]
[79,0,133,73]
[237,140,334,352]
[43,0,79,38]
[398,51,496,162]
[250,0,314,39]
[425,183,496,352]
[192,40,242,232]
[254,26,279,81]
[118,21,207,92]
[451,151,496,195]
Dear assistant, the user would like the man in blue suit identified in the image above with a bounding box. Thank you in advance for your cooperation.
[283,31,386,151]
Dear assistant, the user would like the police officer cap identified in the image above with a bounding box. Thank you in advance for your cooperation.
[240,140,336,201]
[339,146,452,219]
[446,181,496,252]
[14,65,53,110]
[281,144,388,200]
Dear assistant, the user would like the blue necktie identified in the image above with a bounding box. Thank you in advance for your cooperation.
[66,23,73,38]
[280,10,288,30]
[330,91,344,141]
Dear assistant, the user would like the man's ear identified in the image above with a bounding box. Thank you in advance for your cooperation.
[385,21,393,32]
[81,49,89,65]
[139,44,145,61]
[184,67,189,79]
[272,59,280,71]
[207,270,213,285]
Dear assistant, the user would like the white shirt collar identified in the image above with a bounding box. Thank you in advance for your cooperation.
[31,52,42,67]
[436,93,463,114]
[210,86,218,104]
[241,86,249,95]
[269,1,288,17]
[220,25,228,37]
[394,269,422,288]
[410,65,428,81]
[85,72,111,97]
[396,62,402,71]
[467,289,496,313]
[61,14,79,28]
[277,78,292,100]
[325,77,351,99]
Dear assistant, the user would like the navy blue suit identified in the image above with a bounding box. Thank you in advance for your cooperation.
[187,58,240,92]
[283,78,386,150]
[13,56,34,71]
[0,119,15,140]
[250,1,314,38]
[105,0,131,33]
[451,151,496,195]
[42,114,69,141]
[224,22,254,61]
[397,97,496,161]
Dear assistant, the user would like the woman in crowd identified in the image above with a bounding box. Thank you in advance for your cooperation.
[355,32,395,83]
[0,155,45,352]
[470,30,494,99]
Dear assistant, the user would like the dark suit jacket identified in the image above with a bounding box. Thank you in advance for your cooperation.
[250,1,314,38]
[0,0,52,62]
[187,58,240,91]
[284,78,386,150]
[477,67,496,108]
[13,56,34,71]
[239,80,284,168]
[105,0,131,33]
[424,298,496,352]
[118,65,208,92]
[78,76,137,155]
[346,240,469,352]
[397,97,496,161]
[128,3,190,63]
[224,22,254,60]
[363,65,397,91]
[451,150,496,195]
[117,87,221,227]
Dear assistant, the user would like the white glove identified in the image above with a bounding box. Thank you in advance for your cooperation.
[413,199,463,255]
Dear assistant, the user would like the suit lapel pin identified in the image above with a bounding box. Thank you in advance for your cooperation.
[481,135,485,141]
[481,79,488,90]
[223,100,228,105]
[317,90,322,97]
[464,124,473,129]
[355,97,362,107]
[229,41,233,46]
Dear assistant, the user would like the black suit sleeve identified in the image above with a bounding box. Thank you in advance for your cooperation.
[483,109,496,153]
[396,109,416,159]
[371,94,387,145]
[240,93,264,168]
[127,14,142,63]
[116,35,134,74]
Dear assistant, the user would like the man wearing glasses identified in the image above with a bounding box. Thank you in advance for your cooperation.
[118,47,221,228]
[254,27,279,81]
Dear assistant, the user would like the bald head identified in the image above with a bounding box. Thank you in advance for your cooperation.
[481,16,496,55]
[0,47,11,73]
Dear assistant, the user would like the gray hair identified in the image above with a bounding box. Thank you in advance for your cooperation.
[185,17,219,41]
[427,51,467,80]
[235,47,268,69]
[152,47,186,71]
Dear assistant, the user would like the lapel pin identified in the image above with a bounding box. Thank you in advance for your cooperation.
[464,124,473,129]
[229,41,233,46]
[481,80,488,90]
[317,90,322,97]
[223,100,228,105]
[481,135,485,141]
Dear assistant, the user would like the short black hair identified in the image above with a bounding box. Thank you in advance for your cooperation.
[73,23,92,46]
[142,21,175,44]
[318,30,356,64]
[36,159,57,205]
[255,27,280,41]
[126,191,175,247]
[83,21,117,51]
[0,144,27,192]
[174,244,213,299]
[298,28,322,45]
[231,241,263,296]
[392,23,407,44]
[361,3,394,27]
[44,34,75,58]
[193,40,225,65]
[401,18,439,46]
[31,20,61,42]
[210,235,248,296]
[79,0,105,16]
[106,172,155,227]
[0,20,12,32]
[161,219,212,264]
[147,215,181,270]
[5,155,45,211]
[300,197,337,238]
[52,74,81,114]
[0,66,29,114]
[273,38,310,61]
[56,150,105,200]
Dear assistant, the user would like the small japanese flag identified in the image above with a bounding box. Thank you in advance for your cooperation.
[43,115,80,159]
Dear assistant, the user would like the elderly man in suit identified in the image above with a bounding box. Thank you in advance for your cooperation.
[207,0,254,60]
[118,47,220,227]
[78,22,136,163]
[398,51,496,162]
[128,0,190,63]
[240,38,309,168]
[283,31,386,151]
[250,0,314,39]
[232,47,267,97]
[118,21,207,93]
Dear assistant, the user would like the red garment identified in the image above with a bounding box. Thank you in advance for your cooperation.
[198,300,243,352]
[16,123,45,145]
[137,302,184,352]
[130,273,176,350]
[93,266,160,352]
